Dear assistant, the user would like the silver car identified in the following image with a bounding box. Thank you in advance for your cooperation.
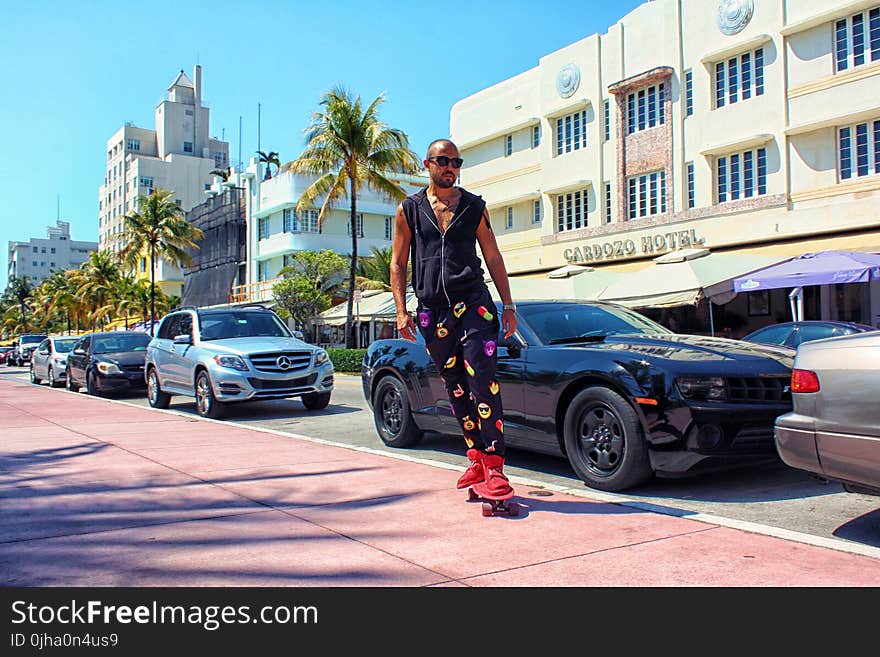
[30,336,80,387]
[774,331,880,496]
[145,306,334,419]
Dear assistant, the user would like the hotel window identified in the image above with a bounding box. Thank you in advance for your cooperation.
[604,182,612,224]
[836,7,880,72]
[685,70,693,117]
[505,134,513,156]
[283,208,295,232]
[686,162,695,209]
[532,125,541,148]
[627,171,667,219]
[140,257,146,273]
[385,216,393,240]
[258,217,270,240]
[715,48,764,108]
[839,120,880,180]
[603,100,610,141]
[299,209,320,233]
[533,199,542,224]
[185,109,194,116]
[505,207,514,230]
[347,213,364,237]
[627,84,665,134]
[32,246,37,253]
[139,176,153,189]
[555,110,588,155]
[555,188,588,233]
[50,248,55,254]
[257,261,268,282]
[126,139,140,151]
[183,141,193,153]
[717,147,767,203]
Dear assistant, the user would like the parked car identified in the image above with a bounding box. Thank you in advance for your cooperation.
[30,336,80,387]
[145,305,334,419]
[8,333,49,367]
[362,299,795,492]
[741,320,875,348]
[65,331,152,396]
[775,331,880,496]
[0,346,12,365]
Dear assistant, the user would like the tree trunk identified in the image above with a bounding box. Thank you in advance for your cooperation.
[150,242,156,336]
[345,175,358,349]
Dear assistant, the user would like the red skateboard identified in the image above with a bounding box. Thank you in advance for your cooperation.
[467,486,520,517]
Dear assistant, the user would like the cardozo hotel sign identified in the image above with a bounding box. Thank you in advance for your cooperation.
[563,228,706,264]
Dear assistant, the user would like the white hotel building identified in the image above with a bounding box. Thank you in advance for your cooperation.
[450,0,880,330]
[98,66,229,297]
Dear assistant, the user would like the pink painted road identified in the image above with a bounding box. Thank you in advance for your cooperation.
[2,378,880,587]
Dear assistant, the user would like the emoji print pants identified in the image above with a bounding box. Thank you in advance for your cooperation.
[416,287,505,456]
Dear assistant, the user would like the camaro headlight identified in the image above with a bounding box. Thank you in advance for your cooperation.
[676,376,726,401]
[213,354,248,371]
[314,349,329,366]
[96,362,121,375]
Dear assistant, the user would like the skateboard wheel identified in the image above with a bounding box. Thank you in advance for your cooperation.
[468,488,479,501]
[482,502,493,517]
[506,501,520,516]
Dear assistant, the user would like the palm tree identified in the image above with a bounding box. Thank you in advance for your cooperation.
[4,276,33,333]
[118,189,204,334]
[210,167,231,182]
[256,150,280,180]
[289,86,420,348]
[77,250,122,329]
[358,246,394,289]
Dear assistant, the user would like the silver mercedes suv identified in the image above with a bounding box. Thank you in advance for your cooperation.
[145,305,334,418]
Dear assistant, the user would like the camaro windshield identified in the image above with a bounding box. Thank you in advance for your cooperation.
[93,334,151,353]
[198,312,292,340]
[520,303,672,344]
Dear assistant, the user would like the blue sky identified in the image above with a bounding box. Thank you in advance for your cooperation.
[0,0,644,290]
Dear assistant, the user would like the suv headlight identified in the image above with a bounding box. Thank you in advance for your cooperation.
[314,349,329,366]
[676,376,726,401]
[96,362,121,375]
[213,354,249,371]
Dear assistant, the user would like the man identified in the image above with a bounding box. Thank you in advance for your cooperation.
[390,139,518,497]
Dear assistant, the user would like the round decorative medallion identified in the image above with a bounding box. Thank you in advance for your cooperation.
[556,64,580,99]
[716,0,754,35]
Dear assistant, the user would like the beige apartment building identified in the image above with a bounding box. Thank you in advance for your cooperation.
[98,65,229,297]
[450,0,880,331]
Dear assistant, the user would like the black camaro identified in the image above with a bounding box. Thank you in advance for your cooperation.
[66,331,152,396]
[362,300,795,492]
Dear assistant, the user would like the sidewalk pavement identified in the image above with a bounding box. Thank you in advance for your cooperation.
[2,377,880,587]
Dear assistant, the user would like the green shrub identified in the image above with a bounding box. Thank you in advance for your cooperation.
[327,348,367,373]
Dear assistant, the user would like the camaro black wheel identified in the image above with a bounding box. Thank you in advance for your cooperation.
[372,375,423,448]
[563,386,652,492]
[301,391,331,410]
[195,370,225,419]
[30,364,41,385]
[147,368,171,409]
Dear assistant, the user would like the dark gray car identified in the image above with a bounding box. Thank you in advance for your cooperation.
[775,331,880,495]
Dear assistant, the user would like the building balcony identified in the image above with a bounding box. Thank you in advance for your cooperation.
[229,278,281,304]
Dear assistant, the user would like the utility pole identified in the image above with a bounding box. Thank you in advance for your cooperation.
[238,115,242,169]
[257,102,261,154]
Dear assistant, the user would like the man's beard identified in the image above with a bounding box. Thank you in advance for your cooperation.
[432,173,455,189]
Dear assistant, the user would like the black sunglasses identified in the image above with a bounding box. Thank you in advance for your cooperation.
[427,155,464,168]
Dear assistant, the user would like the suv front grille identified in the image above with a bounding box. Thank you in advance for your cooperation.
[726,375,791,403]
[248,351,312,373]
[247,373,318,389]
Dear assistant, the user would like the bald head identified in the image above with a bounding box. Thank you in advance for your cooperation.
[426,139,458,158]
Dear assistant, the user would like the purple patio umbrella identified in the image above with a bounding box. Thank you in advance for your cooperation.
[733,250,880,321]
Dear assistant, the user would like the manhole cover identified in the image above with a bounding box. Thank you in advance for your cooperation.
[528,490,554,497]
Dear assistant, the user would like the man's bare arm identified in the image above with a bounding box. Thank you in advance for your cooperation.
[390,204,416,341]
[476,207,517,338]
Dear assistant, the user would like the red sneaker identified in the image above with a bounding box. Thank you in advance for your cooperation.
[456,449,485,489]
[479,454,513,497]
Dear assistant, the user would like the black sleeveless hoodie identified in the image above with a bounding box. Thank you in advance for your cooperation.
[402,187,487,307]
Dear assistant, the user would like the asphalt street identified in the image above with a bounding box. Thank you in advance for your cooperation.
[4,365,880,553]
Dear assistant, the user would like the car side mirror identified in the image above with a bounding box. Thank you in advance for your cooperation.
[497,335,523,358]
[173,334,192,345]
[74,347,86,355]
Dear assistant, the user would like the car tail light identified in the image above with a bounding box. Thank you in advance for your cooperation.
[791,369,820,393]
